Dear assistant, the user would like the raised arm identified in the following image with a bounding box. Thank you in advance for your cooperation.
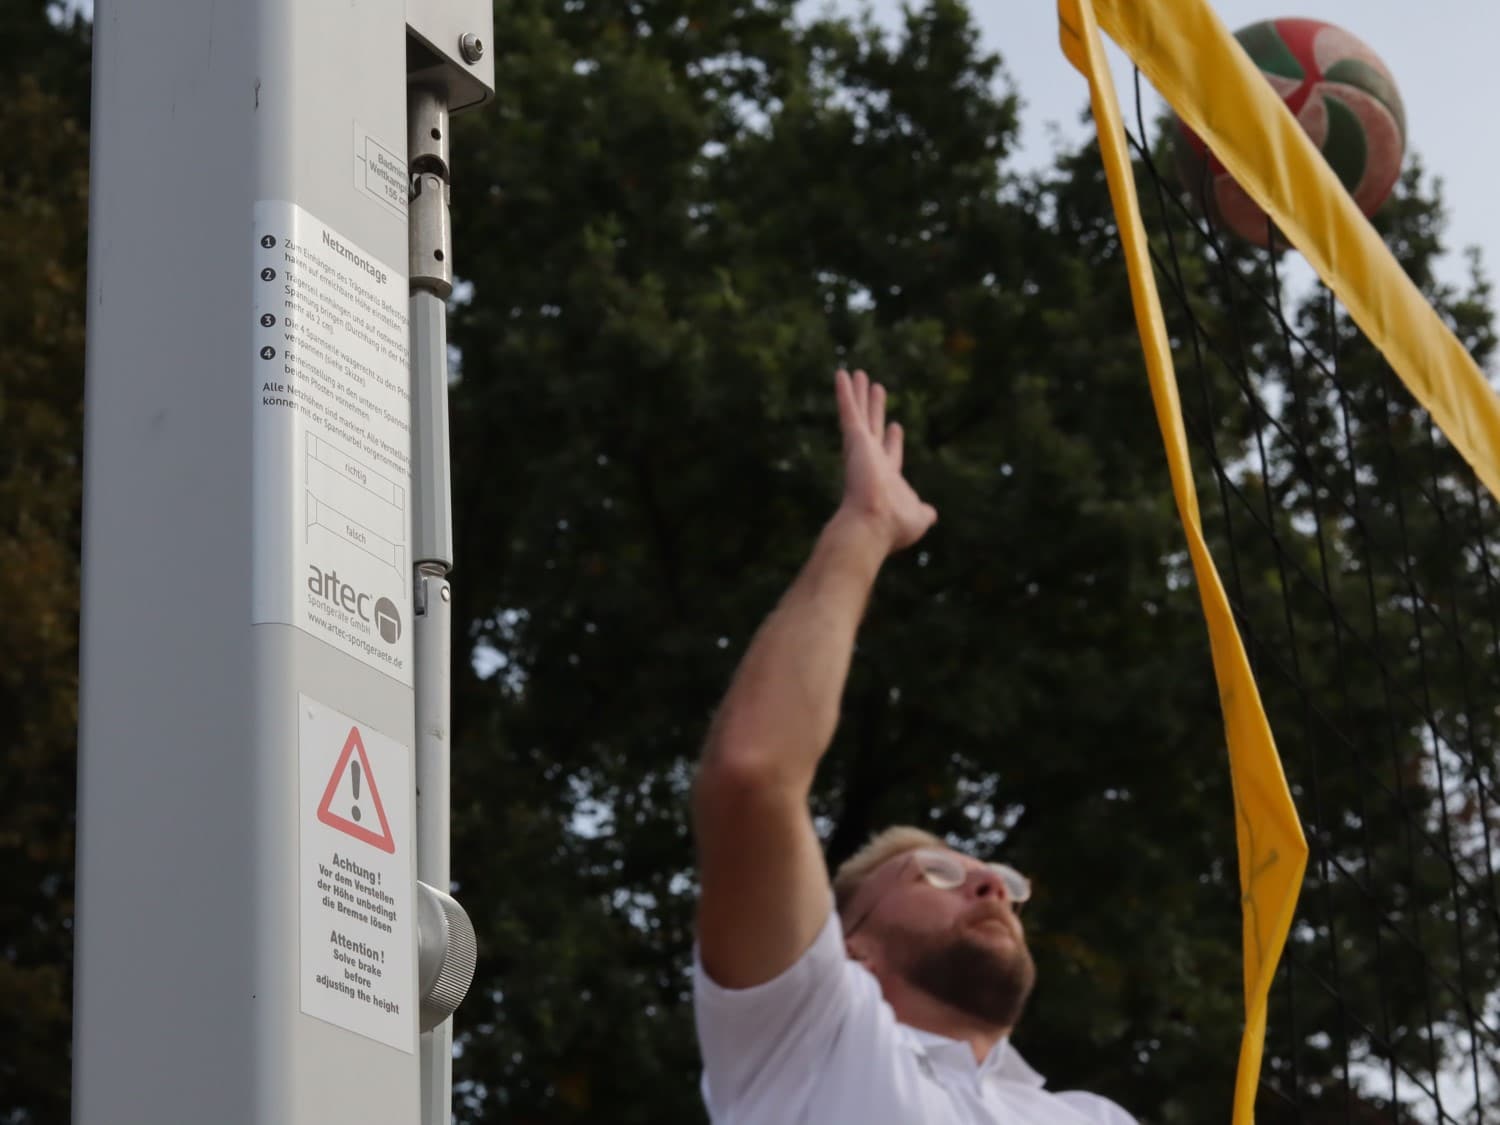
[693,369,936,988]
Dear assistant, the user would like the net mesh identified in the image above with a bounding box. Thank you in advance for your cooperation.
[1124,68,1500,1124]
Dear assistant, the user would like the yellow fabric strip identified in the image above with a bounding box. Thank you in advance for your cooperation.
[1091,0,1500,507]
[1057,3,1309,1122]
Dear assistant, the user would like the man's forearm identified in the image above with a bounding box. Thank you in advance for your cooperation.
[703,508,890,793]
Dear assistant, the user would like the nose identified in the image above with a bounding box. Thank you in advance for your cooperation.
[969,866,1009,905]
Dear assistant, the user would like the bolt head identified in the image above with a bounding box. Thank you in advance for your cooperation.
[459,32,484,63]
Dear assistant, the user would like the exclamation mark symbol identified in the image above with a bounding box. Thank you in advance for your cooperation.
[350,761,363,822]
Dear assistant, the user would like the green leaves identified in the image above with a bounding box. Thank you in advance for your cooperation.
[0,4,90,1120]
[445,3,1236,1120]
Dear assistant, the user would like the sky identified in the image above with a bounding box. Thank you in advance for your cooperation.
[824,0,1500,305]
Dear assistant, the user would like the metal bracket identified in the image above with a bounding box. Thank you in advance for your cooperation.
[406,0,495,114]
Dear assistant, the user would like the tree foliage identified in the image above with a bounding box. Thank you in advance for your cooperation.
[0,1,90,1120]
[2,2,1495,1123]
[445,3,1246,1119]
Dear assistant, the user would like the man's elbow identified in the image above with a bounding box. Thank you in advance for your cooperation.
[694,748,782,817]
[693,729,815,827]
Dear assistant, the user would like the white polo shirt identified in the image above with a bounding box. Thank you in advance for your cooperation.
[693,907,1138,1125]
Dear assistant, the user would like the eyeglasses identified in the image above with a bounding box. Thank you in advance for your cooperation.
[843,848,1031,938]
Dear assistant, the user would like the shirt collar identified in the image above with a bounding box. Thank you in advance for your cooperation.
[902,1026,1047,1088]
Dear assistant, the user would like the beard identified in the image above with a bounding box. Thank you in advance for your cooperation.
[890,922,1036,1029]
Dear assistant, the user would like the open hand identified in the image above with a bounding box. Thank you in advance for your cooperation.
[834,369,937,554]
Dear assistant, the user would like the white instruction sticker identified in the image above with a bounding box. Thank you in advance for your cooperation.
[251,201,413,686]
[298,694,415,1053]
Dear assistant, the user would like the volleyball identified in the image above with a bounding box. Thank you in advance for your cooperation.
[1174,18,1406,247]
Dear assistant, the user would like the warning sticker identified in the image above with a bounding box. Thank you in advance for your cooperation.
[299,694,414,1053]
[251,201,413,686]
[316,725,397,853]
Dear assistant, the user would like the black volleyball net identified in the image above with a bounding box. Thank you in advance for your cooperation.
[1122,62,1500,1124]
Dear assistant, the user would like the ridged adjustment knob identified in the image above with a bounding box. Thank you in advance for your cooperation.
[416,882,477,1032]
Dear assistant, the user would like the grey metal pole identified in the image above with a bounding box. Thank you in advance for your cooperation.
[408,84,458,1125]
[404,23,494,1120]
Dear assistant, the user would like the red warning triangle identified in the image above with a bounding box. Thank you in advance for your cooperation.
[316,726,395,853]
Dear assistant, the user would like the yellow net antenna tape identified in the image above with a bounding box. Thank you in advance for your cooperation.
[1057,2,1309,1121]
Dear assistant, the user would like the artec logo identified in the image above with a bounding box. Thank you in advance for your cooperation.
[307,565,402,646]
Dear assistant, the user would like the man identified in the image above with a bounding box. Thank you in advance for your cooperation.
[691,369,1136,1123]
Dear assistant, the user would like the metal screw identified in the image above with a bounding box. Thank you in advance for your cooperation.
[440,585,451,603]
[459,33,484,63]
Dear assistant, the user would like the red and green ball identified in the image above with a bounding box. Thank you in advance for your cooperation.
[1175,17,1407,247]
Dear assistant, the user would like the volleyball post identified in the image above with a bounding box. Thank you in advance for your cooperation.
[75,2,492,1121]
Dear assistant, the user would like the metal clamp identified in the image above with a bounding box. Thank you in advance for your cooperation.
[408,87,453,297]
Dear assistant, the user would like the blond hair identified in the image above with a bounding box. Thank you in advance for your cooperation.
[832,825,948,917]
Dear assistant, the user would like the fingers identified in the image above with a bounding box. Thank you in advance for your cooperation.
[834,368,859,437]
[851,369,870,430]
[884,421,903,473]
[868,379,885,439]
[836,368,900,449]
